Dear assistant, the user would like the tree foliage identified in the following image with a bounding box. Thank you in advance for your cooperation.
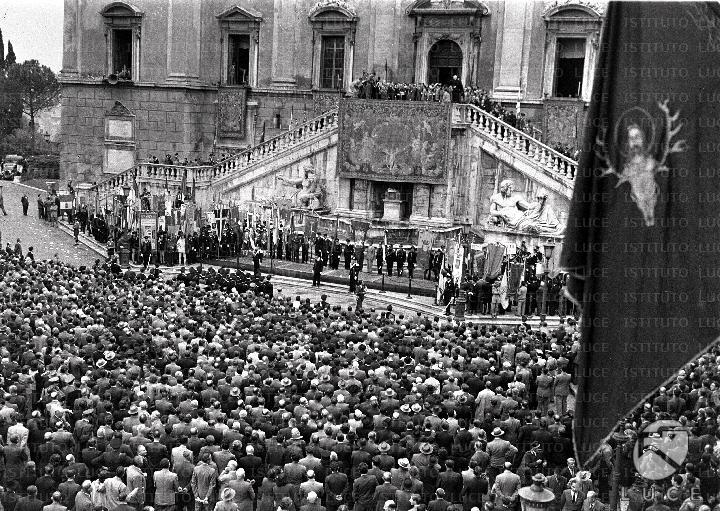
[5,41,15,67]
[0,128,56,156]
[0,29,5,72]
[5,60,60,121]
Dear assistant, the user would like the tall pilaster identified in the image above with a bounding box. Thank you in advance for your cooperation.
[270,0,298,88]
[61,0,82,76]
[166,0,202,84]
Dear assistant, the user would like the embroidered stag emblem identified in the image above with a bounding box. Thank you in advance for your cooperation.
[596,100,687,227]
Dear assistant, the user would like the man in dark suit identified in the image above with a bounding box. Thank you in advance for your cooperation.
[436,460,463,504]
[15,486,43,511]
[560,458,579,481]
[407,246,417,278]
[560,479,584,511]
[352,463,377,511]
[372,472,398,511]
[428,488,451,511]
[376,246,385,275]
[386,246,395,276]
[140,235,153,270]
[237,445,264,487]
[395,247,406,276]
[146,431,170,471]
[313,256,323,287]
[546,468,568,511]
[325,462,349,511]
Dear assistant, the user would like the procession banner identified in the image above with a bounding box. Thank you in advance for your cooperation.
[418,229,434,257]
[451,240,464,281]
[139,211,158,249]
[560,1,720,466]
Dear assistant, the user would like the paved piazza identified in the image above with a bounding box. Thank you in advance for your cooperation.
[0,182,98,267]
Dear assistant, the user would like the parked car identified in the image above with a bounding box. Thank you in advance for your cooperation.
[1,154,24,180]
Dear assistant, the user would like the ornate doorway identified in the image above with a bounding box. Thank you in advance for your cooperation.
[427,40,463,85]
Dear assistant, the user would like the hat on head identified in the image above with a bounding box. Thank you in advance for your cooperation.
[378,442,390,453]
[491,427,505,437]
[400,404,411,413]
[221,488,236,502]
[420,443,433,455]
[398,458,410,469]
[128,404,139,415]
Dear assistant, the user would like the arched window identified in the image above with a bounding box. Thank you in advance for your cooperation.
[216,5,263,87]
[309,2,358,90]
[427,40,463,85]
[100,2,143,82]
[542,3,604,101]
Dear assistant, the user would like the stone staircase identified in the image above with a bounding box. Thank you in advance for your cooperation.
[92,103,577,204]
[92,109,339,204]
[455,104,577,200]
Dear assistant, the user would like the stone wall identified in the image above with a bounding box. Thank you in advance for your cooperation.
[60,84,217,184]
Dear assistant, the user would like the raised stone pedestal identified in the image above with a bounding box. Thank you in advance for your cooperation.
[382,188,403,221]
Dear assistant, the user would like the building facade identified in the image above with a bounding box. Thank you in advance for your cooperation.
[60,0,605,185]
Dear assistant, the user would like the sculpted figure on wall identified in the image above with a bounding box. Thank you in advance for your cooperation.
[277,163,325,209]
[487,179,563,235]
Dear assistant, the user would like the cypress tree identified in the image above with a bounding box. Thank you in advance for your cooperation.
[0,28,5,71]
[5,41,16,67]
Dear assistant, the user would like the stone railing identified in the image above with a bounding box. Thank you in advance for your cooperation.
[92,103,575,203]
[91,109,339,201]
[456,103,578,182]
[208,109,338,183]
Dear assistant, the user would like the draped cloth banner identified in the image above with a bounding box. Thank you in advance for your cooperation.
[218,86,248,138]
[337,99,451,184]
[484,243,505,280]
[561,1,720,466]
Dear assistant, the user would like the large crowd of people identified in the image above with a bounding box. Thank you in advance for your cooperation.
[349,75,532,135]
[0,232,715,511]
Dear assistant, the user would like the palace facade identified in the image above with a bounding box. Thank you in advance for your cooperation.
[60,0,605,185]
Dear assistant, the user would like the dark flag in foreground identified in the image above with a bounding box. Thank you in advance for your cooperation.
[562,2,720,466]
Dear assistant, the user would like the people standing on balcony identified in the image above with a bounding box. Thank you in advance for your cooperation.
[450,75,464,103]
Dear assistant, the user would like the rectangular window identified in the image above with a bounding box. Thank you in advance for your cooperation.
[112,29,133,80]
[553,38,586,98]
[320,36,345,89]
[227,34,250,85]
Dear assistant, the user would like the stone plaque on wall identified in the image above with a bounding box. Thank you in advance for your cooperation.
[108,119,133,139]
[218,87,248,138]
[105,147,135,174]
